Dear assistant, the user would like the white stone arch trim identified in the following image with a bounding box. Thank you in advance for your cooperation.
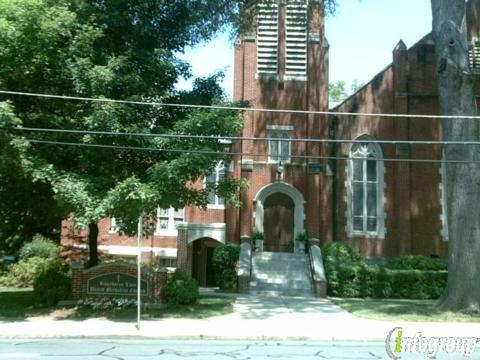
[253,182,305,241]
[177,223,226,245]
[345,134,386,239]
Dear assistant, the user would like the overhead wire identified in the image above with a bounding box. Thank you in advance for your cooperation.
[24,138,480,164]
[3,89,480,164]
[10,126,480,146]
[1,89,480,119]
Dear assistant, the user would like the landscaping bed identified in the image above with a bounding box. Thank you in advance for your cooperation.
[0,287,234,321]
[322,243,447,299]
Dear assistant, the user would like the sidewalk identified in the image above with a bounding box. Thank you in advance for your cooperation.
[1,294,479,341]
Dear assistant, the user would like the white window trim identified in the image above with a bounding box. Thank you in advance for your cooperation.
[109,217,122,234]
[154,207,184,236]
[346,135,386,239]
[267,124,294,131]
[267,129,292,164]
[206,162,227,209]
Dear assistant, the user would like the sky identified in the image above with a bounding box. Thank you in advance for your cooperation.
[175,0,433,98]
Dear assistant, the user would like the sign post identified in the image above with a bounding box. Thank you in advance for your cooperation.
[136,216,142,331]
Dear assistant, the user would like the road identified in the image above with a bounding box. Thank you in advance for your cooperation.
[0,339,466,359]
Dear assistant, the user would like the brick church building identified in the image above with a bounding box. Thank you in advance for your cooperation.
[62,0,480,287]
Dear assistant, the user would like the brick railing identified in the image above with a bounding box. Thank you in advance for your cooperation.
[308,238,328,298]
[237,237,252,293]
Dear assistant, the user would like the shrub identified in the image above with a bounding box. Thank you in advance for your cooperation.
[19,235,59,260]
[387,255,447,271]
[33,260,72,306]
[164,269,199,305]
[0,257,56,287]
[218,269,237,290]
[326,263,447,299]
[322,243,447,299]
[251,232,264,240]
[322,242,362,263]
[212,244,240,290]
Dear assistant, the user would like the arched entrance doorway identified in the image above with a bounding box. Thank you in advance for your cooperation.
[191,237,222,287]
[254,182,305,253]
[263,192,294,252]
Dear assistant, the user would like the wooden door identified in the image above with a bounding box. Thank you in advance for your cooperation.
[263,192,294,252]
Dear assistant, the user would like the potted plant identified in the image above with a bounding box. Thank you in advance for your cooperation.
[251,231,264,252]
[296,232,308,253]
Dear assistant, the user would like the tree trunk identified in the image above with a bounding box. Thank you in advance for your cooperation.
[431,0,480,313]
[88,222,99,267]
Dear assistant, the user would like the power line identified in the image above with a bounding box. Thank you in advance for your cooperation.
[1,89,480,120]
[25,138,480,164]
[13,126,480,146]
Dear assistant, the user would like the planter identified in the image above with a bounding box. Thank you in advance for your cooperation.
[255,239,264,252]
[296,242,306,253]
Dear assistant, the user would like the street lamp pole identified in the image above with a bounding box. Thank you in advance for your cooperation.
[136,215,143,331]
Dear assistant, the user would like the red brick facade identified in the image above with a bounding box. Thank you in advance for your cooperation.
[61,1,480,282]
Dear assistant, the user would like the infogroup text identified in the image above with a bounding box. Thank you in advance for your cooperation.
[385,327,480,359]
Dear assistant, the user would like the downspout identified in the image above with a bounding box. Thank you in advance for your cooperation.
[330,115,338,242]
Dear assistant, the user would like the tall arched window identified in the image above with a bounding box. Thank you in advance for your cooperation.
[347,135,385,238]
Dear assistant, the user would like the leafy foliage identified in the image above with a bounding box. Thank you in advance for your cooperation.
[322,242,362,263]
[251,232,264,240]
[0,0,249,260]
[322,243,447,299]
[328,81,348,103]
[0,103,63,252]
[0,257,58,288]
[33,260,71,306]
[164,269,199,305]
[18,234,59,260]
[218,269,238,290]
[386,255,447,271]
[212,244,240,290]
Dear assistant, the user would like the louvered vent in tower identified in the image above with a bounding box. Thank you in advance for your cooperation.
[256,2,279,77]
[469,40,480,72]
[285,0,308,79]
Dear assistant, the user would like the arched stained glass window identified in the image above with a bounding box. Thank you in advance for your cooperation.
[347,136,385,237]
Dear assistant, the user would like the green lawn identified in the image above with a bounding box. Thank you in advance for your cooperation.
[331,298,480,322]
[0,288,234,321]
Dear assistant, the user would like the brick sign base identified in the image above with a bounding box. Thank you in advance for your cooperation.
[71,262,169,303]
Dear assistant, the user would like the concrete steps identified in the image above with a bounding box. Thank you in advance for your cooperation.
[250,251,314,297]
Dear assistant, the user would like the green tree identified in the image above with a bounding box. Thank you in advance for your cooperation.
[0,104,64,252]
[0,0,247,264]
[328,81,348,104]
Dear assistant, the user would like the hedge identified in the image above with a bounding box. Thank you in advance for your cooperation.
[386,255,447,271]
[322,243,447,299]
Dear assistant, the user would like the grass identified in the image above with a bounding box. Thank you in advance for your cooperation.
[331,298,480,322]
[0,287,235,321]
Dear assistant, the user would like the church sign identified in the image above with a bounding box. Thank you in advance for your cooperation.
[87,273,148,296]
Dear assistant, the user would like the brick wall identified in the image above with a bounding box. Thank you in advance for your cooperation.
[332,22,480,257]
[232,1,330,243]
